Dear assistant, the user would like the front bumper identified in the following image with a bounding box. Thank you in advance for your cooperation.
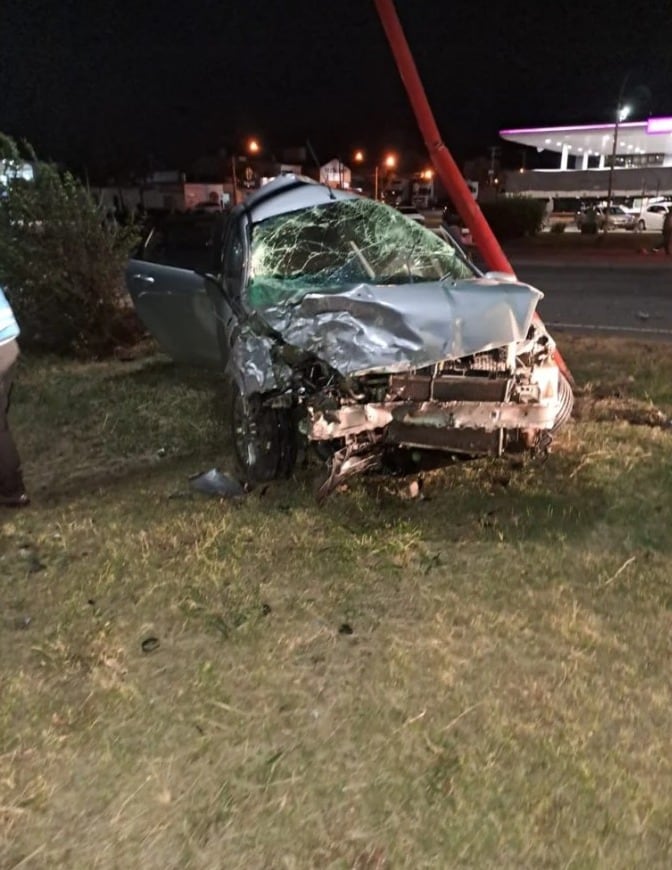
[309,397,561,443]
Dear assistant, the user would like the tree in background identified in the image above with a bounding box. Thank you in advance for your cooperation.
[0,134,140,358]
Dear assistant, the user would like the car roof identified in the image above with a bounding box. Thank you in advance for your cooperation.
[241,174,359,223]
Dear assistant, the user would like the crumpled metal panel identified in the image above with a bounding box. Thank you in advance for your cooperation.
[227,326,292,396]
[242,191,543,383]
[258,278,542,377]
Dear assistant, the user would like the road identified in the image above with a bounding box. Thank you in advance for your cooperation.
[508,259,672,339]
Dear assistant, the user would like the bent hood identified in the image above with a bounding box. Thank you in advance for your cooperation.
[256,277,543,377]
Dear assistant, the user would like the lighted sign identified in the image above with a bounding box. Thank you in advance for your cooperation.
[647,117,672,134]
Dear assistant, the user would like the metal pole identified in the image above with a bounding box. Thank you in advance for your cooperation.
[603,116,620,235]
[604,72,631,235]
[372,0,573,383]
[231,153,238,206]
[374,165,379,201]
[373,0,513,275]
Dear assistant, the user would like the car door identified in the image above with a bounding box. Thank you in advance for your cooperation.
[126,213,223,368]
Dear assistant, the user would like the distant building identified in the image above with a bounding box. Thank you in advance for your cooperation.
[319,158,352,189]
[500,116,672,199]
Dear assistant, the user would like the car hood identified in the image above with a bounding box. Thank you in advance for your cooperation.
[255,276,543,377]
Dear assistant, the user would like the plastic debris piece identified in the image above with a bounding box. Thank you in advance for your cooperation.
[141,636,160,654]
[189,469,245,498]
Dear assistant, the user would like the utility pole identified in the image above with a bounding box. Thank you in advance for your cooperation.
[372,0,573,384]
[231,153,238,206]
[604,72,631,235]
[488,146,500,187]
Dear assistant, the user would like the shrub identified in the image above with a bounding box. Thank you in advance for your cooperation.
[550,221,567,233]
[479,196,546,241]
[0,134,141,358]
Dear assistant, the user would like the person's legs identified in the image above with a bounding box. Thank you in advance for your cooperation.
[0,340,27,505]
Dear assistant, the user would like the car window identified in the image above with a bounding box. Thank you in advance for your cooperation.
[143,215,217,271]
[247,198,474,310]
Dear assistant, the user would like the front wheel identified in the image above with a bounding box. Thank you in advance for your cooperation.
[552,373,574,431]
[230,384,297,483]
[638,219,646,231]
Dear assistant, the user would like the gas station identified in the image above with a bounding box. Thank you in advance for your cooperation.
[500,117,672,199]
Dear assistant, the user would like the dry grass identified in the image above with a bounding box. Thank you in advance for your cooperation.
[3,337,672,868]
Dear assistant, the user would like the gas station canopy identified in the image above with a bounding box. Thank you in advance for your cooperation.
[500,117,672,163]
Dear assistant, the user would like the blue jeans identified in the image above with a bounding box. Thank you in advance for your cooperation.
[0,339,24,496]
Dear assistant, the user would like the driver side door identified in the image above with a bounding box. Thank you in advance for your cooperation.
[126,213,224,368]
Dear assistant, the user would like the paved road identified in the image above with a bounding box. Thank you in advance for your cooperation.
[508,259,672,339]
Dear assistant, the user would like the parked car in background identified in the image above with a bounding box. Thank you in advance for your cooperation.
[576,205,636,232]
[440,206,473,246]
[630,201,672,232]
[127,175,572,496]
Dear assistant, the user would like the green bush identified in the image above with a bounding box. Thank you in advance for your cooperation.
[0,134,141,358]
[479,196,546,241]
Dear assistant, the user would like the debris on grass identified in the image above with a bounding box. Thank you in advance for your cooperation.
[188,468,245,499]
[141,636,160,654]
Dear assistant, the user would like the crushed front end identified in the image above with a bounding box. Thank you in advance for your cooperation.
[225,175,573,494]
[300,322,570,497]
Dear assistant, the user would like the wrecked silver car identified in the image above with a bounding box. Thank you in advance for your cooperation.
[127,175,572,494]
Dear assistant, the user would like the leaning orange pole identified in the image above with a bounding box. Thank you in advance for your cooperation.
[373,0,573,381]
[373,0,513,274]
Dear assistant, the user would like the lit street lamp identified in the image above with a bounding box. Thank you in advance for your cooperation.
[604,74,632,234]
[231,137,261,205]
[374,153,396,200]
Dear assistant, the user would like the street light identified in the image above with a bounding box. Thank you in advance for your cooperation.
[231,137,261,205]
[375,153,397,200]
[353,149,365,164]
[604,74,632,234]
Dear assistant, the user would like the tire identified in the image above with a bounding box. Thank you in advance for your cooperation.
[638,219,646,231]
[552,373,574,432]
[230,384,297,483]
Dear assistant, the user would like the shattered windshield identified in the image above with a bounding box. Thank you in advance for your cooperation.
[247,198,473,309]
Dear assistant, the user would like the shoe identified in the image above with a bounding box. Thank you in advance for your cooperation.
[0,492,30,508]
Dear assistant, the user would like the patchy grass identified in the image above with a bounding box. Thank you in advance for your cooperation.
[3,338,672,868]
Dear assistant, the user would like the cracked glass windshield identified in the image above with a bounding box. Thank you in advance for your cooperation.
[247,198,473,309]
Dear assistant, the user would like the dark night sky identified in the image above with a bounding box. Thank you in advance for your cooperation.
[2,0,672,176]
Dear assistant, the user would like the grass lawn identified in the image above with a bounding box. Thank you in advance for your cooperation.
[3,336,672,868]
